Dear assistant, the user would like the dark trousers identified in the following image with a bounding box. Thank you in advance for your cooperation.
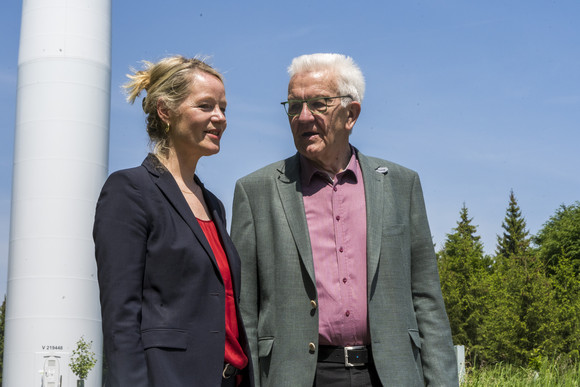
[314,361,382,386]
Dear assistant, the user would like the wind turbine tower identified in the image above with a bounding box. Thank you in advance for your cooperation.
[3,0,110,385]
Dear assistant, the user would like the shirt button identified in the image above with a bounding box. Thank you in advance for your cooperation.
[310,300,317,309]
[345,310,350,317]
[309,342,316,352]
[342,277,347,284]
[333,186,338,192]
[339,247,344,253]
[336,215,341,221]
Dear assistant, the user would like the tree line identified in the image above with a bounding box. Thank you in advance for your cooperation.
[438,191,580,369]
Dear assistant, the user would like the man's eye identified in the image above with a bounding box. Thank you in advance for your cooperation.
[288,103,302,114]
[309,101,326,111]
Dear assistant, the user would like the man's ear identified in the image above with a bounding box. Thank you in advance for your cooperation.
[345,101,361,130]
[157,99,170,124]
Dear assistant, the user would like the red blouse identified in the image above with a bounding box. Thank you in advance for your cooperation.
[197,218,248,370]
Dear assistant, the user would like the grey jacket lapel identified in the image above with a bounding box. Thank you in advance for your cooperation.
[357,151,390,295]
[275,155,316,283]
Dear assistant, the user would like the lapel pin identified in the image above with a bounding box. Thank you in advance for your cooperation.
[375,167,389,175]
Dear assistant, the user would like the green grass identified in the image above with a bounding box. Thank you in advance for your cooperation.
[462,358,580,386]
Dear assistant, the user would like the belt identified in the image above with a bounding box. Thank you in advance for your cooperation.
[222,363,240,379]
[317,345,370,367]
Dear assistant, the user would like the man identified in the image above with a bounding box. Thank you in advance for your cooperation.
[231,53,458,386]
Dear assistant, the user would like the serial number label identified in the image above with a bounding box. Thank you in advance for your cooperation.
[42,345,63,350]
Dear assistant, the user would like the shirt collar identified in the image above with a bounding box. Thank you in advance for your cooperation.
[299,146,360,186]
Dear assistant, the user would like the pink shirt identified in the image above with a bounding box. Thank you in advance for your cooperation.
[300,151,369,346]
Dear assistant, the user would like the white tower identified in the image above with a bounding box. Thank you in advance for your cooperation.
[3,0,110,385]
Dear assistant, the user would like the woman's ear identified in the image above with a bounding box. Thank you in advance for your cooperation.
[157,99,171,124]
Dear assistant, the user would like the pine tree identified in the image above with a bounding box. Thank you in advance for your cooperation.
[534,202,580,361]
[438,204,490,364]
[496,190,530,261]
[534,202,580,275]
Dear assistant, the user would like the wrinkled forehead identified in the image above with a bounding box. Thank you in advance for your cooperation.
[288,70,338,98]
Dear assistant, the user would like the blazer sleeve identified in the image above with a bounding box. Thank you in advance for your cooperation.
[231,179,261,387]
[93,170,149,387]
[409,174,459,386]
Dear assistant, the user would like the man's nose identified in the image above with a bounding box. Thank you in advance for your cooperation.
[297,102,314,121]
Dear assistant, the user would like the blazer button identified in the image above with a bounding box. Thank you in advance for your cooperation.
[310,300,317,309]
[308,342,316,353]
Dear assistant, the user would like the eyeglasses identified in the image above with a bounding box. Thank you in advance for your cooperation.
[280,95,352,117]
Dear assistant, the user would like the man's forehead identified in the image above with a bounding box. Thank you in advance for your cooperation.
[288,70,337,96]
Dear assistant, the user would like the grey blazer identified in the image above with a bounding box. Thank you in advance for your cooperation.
[231,149,458,387]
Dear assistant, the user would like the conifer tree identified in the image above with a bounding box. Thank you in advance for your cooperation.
[438,204,490,363]
[534,202,580,275]
[496,190,530,261]
[534,202,580,360]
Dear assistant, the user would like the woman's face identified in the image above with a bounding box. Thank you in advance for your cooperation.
[168,71,227,158]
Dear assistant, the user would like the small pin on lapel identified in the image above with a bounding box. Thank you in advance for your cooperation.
[375,167,389,175]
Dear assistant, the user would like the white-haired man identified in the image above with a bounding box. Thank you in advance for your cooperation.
[231,53,458,386]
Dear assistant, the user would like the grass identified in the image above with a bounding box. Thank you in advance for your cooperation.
[462,358,579,386]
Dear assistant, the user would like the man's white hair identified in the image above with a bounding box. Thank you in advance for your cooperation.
[288,53,365,104]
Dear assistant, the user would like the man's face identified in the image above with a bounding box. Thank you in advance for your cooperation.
[287,70,357,169]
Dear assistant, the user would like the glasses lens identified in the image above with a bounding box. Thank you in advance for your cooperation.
[287,101,303,116]
[307,98,327,114]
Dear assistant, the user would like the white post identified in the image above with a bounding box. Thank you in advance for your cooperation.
[454,345,466,383]
[3,0,111,385]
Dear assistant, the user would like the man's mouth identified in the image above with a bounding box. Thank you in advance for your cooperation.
[302,131,319,138]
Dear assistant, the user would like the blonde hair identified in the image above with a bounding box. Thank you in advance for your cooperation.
[123,55,224,157]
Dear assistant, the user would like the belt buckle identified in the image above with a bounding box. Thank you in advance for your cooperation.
[344,345,366,367]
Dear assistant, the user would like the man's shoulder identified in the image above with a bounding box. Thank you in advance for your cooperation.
[357,151,419,179]
[236,155,299,184]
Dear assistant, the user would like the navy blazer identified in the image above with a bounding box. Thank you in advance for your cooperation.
[94,154,253,387]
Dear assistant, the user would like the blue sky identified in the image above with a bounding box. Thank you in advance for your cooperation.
[1,1,579,296]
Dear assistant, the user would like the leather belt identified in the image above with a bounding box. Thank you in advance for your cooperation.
[318,345,370,367]
[223,363,240,379]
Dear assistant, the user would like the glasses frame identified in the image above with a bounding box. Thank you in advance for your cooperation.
[280,95,352,117]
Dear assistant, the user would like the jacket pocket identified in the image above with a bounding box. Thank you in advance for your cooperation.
[258,336,274,358]
[408,329,424,380]
[408,329,422,349]
[258,337,274,377]
[142,328,188,350]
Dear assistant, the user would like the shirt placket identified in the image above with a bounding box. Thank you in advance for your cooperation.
[332,176,356,343]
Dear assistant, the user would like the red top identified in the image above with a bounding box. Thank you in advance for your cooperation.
[197,218,248,370]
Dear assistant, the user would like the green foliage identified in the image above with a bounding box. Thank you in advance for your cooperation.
[534,202,580,274]
[463,357,580,386]
[480,253,558,366]
[534,202,580,361]
[439,198,580,369]
[438,204,491,363]
[69,336,97,381]
[496,190,530,261]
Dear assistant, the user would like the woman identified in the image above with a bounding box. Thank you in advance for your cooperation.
[94,56,252,387]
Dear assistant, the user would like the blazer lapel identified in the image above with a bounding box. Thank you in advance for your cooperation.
[357,151,389,296]
[275,155,316,284]
[142,155,218,270]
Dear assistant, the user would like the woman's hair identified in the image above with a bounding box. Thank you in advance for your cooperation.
[287,53,365,106]
[123,55,224,157]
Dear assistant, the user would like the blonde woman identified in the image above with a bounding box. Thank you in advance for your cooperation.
[94,56,252,387]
